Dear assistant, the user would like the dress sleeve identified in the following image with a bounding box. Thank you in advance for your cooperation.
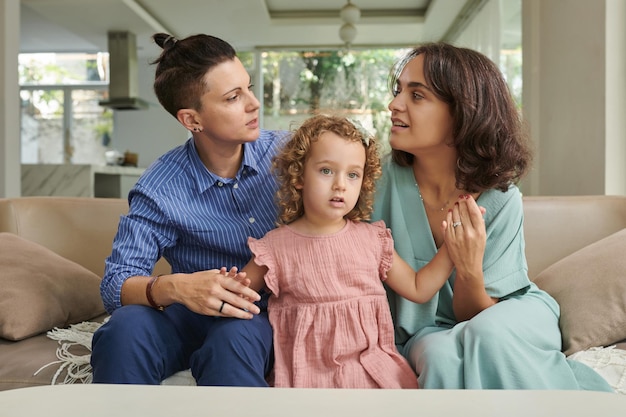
[370,220,394,281]
[480,186,531,298]
[247,236,279,297]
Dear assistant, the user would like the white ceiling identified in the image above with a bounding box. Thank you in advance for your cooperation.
[19,0,492,57]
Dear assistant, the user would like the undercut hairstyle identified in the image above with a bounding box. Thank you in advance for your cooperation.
[273,114,382,225]
[388,42,533,193]
[151,33,237,117]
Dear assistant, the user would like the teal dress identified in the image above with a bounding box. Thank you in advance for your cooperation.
[372,160,612,391]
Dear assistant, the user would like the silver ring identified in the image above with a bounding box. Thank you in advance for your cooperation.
[452,221,462,228]
[218,301,226,313]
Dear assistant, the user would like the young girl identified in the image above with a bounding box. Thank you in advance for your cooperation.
[233,114,484,389]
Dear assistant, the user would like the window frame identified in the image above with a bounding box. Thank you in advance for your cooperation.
[20,82,108,164]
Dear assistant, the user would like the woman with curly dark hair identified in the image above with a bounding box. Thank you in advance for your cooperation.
[231,114,456,388]
[372,43,612,391]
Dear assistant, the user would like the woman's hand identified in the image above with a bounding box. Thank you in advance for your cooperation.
[442,195,494,321]
[164,268,262,319]
[442,195,486,275]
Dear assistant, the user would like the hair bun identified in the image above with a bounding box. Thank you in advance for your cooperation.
[164,35,178,47]
[153,33,178,49]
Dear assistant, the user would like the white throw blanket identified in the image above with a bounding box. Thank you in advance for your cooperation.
[568,345,626,394]
[34,319,108,385]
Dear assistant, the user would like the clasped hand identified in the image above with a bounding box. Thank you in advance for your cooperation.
[177,267,260,319]
[442,194,487,279]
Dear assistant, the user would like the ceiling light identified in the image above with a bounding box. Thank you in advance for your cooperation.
[339,23,357,45]
[339,1,360,47]
[340,1,361,24]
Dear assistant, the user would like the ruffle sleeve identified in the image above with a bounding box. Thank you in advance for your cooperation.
[247,236,280,297]
[370,220,394,281]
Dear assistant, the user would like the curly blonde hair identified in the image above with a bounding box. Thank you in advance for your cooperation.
[273,114,382,225]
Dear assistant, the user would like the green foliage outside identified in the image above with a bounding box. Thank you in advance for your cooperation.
[240,48,410,145]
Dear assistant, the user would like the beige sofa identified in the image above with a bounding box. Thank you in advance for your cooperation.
[0,195,625,391]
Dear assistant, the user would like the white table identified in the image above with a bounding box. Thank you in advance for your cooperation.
[1,384,625,417]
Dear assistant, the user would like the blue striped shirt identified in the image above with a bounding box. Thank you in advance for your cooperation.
[101,130,289,313]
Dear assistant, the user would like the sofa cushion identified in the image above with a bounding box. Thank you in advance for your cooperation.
[0,313,109,391]
[533,228,626,356]
[0,331,68,390]
[0,233,105,341]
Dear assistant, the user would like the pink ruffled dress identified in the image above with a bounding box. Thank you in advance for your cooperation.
[248,220,418,388]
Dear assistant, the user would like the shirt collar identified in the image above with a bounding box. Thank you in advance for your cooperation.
[186,138,260,193]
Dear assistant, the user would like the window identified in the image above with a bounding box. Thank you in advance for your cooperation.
[241,47,411,150]
[19,53,112,165]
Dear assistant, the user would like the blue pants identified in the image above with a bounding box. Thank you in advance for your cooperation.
[91,302,273,386]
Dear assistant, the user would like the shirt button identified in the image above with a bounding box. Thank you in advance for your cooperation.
[248,217,255,224]
[217,181,223,187]
[233,183,239,189]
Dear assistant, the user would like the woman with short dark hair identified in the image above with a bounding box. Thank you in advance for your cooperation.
[92,33,288,386]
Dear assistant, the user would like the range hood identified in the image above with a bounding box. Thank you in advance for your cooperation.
[99,31,149,110]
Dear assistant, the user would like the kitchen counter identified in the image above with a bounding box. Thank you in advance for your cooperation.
[21,164,145,198]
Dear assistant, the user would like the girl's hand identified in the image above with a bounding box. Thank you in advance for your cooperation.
[220,266,251,287]
[222,268,259,303]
